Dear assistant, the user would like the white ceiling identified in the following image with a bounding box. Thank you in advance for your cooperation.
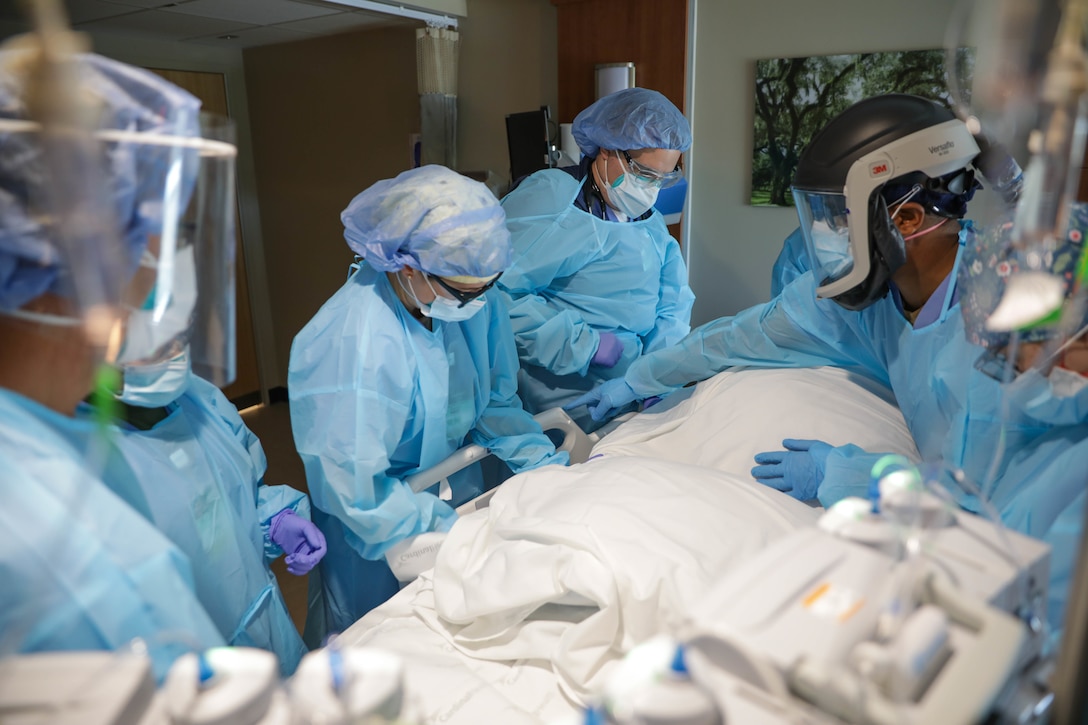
[0,0,422,49]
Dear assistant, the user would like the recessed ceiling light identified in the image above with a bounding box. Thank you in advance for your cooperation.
[218,34,238,40]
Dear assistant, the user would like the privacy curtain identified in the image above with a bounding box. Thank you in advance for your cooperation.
[417,26,459,169]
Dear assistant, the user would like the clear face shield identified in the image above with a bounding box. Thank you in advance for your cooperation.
[110,115,238,387]
[0,109,239,387]
[793,189,856,287]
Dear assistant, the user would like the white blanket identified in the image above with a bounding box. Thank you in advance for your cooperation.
[422,456,820,703]
[591,366,920,473]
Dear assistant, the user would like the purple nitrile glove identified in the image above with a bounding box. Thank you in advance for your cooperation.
[641,396,663,410]
[269,509,327,576]
[750,438,833,502]
[591,331,624,368]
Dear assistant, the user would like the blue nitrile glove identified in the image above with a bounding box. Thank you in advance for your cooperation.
[565,378,638,421]
[591,332,624,368]
[269,509,327,575]
[751,438,833,501]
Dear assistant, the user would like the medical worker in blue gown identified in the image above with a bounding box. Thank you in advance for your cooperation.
[0,52,225,679]
[79,349,325,675]
[769,133,1021,298]
[956,203,1088,650]
[496,88,695,430]
[572,93,1054,514]
[289,165,569,637]
[770,228,811,298]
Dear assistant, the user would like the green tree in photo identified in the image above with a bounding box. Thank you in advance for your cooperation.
[751,49,973,206]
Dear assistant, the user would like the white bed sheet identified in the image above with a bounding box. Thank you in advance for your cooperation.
[342,456,820,709]
[339,574,577,725]
[338,367,921,718]
[591,365,921,472]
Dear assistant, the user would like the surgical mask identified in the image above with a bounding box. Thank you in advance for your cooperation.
[119,347,191,408]
[397,271,486,323]
[422,275,485,322]
[607,153,660,219]
[809,221,853,280]
[116,245,198,365]
[1004,366,1088,425]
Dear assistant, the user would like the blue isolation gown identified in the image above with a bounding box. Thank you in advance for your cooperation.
[623,223,1057,511]
[497,168,694,430]
[289,263,568,636]
[770,227,811,298]
[0,387,223,681]
[83,373,310,675]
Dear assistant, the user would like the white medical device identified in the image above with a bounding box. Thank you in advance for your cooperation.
[0,651,157,725]
[288,645,405,724]
[676,494,1051,725]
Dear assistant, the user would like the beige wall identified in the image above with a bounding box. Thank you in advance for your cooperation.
[246,0,558,386]
[458,0,559,188]
[244,27,421,383]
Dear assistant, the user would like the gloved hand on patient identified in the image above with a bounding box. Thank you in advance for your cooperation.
[591,331,624,368]
[269,509,328,575]
[384,531,448,583]
[751,438,833,501]
[565,378,638,421]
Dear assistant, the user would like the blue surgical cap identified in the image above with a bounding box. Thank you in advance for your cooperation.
[571,88,692,158]
[0,49,202,312]
[342,165,512,280]
[960,201,1088,350]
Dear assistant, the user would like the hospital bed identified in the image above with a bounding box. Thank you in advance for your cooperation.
[0,367,1052,725]
[333,366,934,723]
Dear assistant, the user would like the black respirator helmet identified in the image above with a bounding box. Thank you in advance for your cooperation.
[791,94,982,310]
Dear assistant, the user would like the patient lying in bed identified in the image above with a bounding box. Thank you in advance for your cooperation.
[339,366,922,722]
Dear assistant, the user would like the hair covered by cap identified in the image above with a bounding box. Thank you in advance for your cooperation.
[960,202,1088,350]
[571,87,691,158]
[0,49,202,312]
[341,165,511,279]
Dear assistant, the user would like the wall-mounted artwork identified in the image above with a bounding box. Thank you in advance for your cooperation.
[751,49,974,207]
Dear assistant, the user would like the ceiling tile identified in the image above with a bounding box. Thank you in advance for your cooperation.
[186,23,312,48]
[164,0,339,26]
[54,0,136,24]
[284,10,403,34]
[101,0,193,8]
[0,1,30,22]
[76,9,254,40]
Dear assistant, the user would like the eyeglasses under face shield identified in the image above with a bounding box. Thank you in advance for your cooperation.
[793,189,857,287]
[620,150,684,189]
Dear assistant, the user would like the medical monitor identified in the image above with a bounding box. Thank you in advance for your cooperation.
[505,107,552,186]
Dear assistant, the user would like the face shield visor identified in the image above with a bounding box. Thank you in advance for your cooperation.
[111,114,238,387]
[801,119,981,304]
[0,107,239,386]
[793,189,855,287]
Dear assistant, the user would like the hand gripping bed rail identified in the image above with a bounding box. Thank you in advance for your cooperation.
[404,407,595,495]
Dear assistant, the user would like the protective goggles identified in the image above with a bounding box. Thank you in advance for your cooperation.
[428,273,501,308]
[620,150,684,188]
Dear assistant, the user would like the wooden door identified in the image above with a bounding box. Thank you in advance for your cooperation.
[146,68,261,403]
[552,0,689,243]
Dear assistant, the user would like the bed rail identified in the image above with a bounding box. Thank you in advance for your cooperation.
[405,407,595,495]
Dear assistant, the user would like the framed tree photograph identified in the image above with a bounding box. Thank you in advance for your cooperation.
[751,49,974,207]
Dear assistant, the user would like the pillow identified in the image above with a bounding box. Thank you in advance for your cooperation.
[591,366,920,473]
[425,456,820,704]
